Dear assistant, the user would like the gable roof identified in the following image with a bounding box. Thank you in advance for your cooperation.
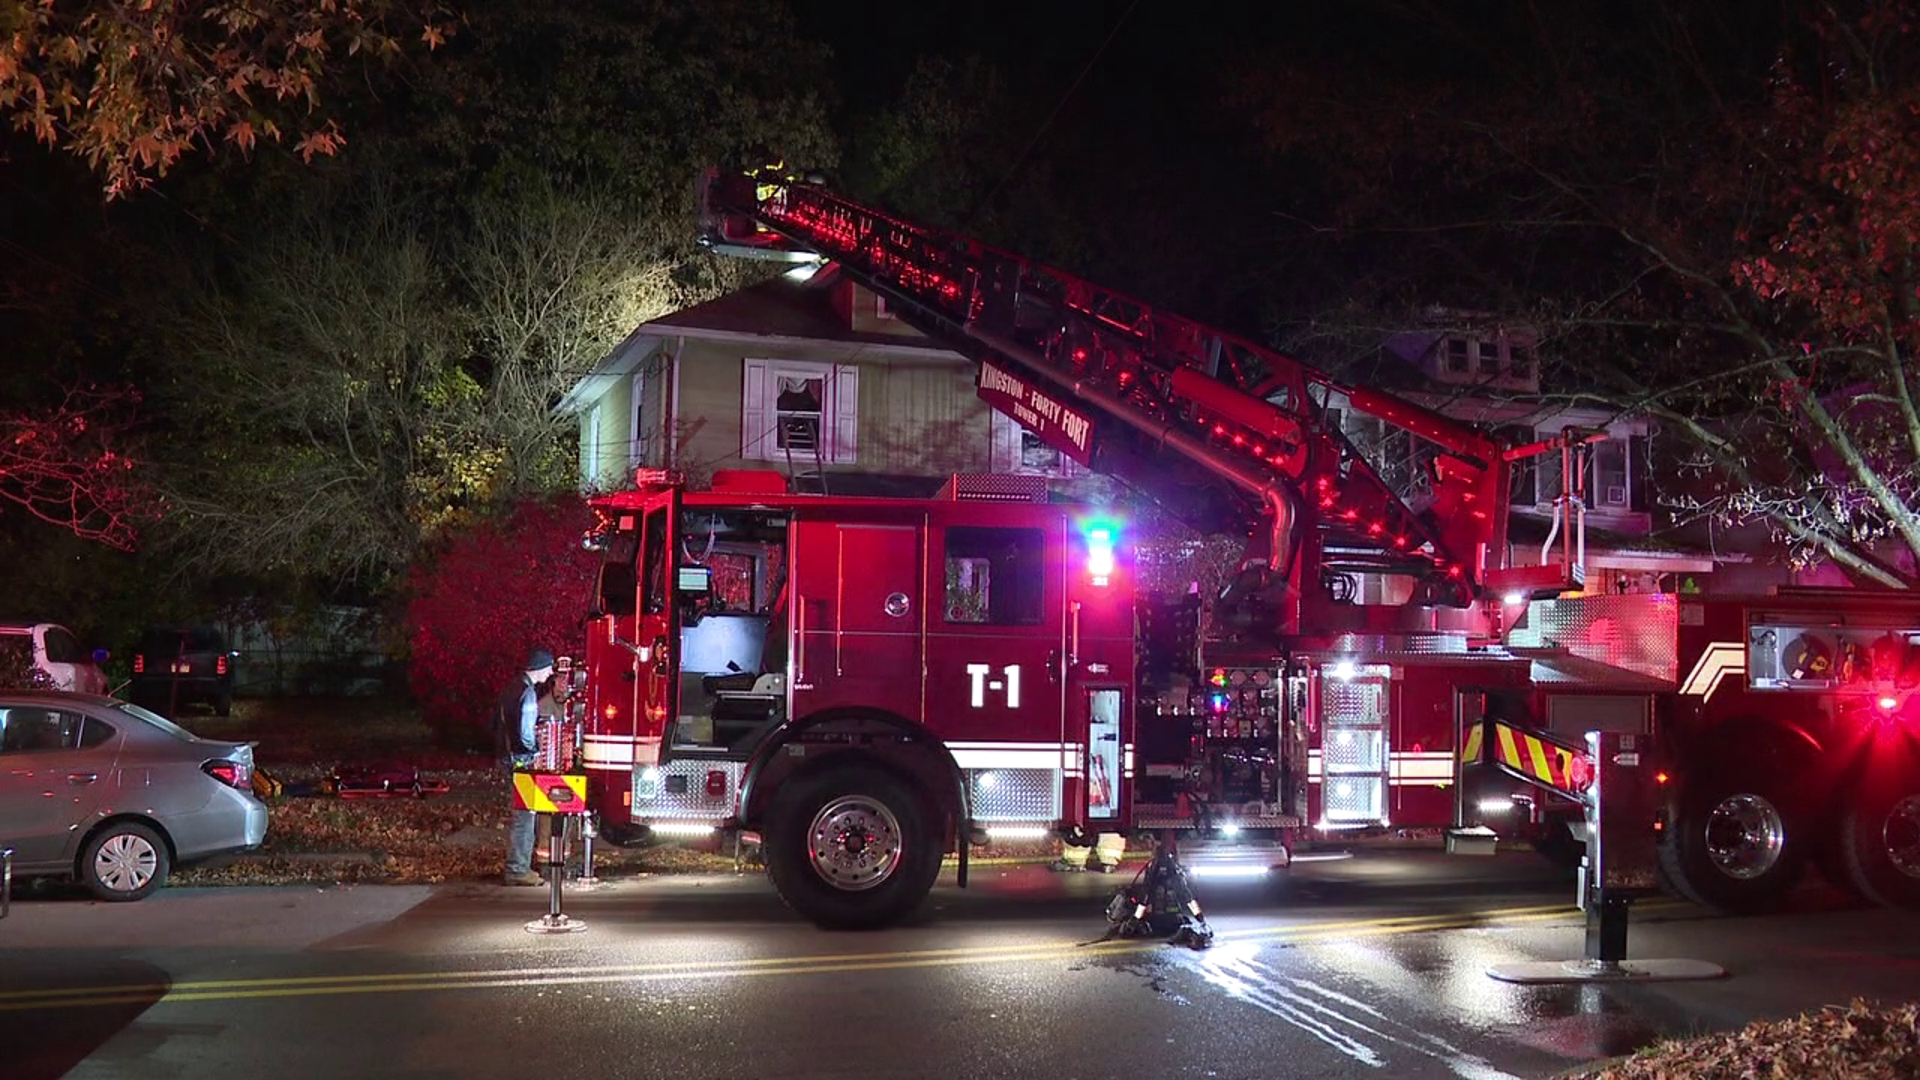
[645,275,951,352]
[559,274,965,416]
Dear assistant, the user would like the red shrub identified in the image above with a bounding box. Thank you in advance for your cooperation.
[405,495,598,742]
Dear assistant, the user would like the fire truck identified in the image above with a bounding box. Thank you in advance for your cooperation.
[561,165,1920,929]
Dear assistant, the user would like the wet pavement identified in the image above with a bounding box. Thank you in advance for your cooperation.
[2,849,1916,1079]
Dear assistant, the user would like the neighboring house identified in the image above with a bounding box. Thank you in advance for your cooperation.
[1344,322,1729,598]
[558,272,1103,499]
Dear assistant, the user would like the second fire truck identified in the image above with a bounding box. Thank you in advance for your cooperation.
[559,166,1920,929]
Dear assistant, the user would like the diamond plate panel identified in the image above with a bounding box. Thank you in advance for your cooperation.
[1506,594,1677,682]
[969,767,1059,821]
[1320,633,1472,657]
[936,473,1050,503]
[1322,776,1384,821]
[631,760,745,818]
[1321,729,1384,771]
[1322,679,1387,726]
[1132,807,1303,829]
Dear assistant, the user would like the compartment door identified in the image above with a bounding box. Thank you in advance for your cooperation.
[792,521,926,724]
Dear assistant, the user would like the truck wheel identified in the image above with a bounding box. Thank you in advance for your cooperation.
[764,764,942,930]
[215,688,233,717]
[1529,820,1584,871]
[1838,776,1920,909]
[79,821,170,901]
[1657,779,1803,913]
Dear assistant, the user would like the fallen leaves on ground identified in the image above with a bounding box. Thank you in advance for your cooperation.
[167,697,738,886]
[171,790,740,886]
[1566,1000,1920,1080]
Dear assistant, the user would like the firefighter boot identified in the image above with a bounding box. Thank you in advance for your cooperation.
[1092,832,1128,873]
[1051,840,1092,873]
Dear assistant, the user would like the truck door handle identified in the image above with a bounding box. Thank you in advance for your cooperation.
[67,773,98,785]
[795,596,808,683]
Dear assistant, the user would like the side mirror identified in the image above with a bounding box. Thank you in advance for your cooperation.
[92,647,111,664]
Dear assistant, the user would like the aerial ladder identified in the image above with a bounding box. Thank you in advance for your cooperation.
[679,164,1680,952]
[697,164,1584,644]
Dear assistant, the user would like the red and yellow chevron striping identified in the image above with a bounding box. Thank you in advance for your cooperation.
[1486,720,1587,798]
[512,771,591,814]
[1460,722,1485,765]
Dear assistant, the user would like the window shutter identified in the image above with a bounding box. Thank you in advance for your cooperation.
[741,360,770,460]
[989,410,1018,472]
[584,405,602,490]
[628,371,645,470]
[831,364,860,464]
[1628,434,1651,511]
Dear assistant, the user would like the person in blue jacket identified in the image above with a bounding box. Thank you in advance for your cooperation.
[499,648,555,885]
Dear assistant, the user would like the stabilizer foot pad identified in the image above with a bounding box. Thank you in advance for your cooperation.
[1486,958,1725,984]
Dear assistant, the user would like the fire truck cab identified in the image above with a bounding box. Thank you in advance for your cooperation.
[577,468,1136,927]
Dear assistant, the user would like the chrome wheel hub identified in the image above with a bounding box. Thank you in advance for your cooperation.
[1882,794,1920,880]
[806,795,903,892]
[1704,793,1785,880]
[94,832,159,893]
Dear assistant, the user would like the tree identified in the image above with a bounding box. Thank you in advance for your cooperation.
[153,179,466,588]
[0,0,453,198]
[150,166,750,591]
[1231,0,1920,586]
[390,0,838,211]
[457,174,750,497]
[0,383,153,548]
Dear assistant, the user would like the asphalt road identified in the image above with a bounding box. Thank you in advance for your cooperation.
[3,849,1917,1080]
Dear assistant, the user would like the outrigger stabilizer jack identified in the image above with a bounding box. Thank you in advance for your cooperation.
[1102,831,1213,949]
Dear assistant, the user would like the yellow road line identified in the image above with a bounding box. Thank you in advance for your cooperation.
[0,901,1582,1004]
[0,899,1689,1012]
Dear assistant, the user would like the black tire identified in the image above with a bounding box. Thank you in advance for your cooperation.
[79,821,170,901]
[1838,771,1920,909]
[1657,774,1804,913]
[215,688,233,717]
[763,763,943,930]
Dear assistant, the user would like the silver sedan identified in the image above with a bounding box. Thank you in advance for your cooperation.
[0,692,268,900]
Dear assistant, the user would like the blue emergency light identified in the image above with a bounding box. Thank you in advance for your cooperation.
[1086,522,1117,586]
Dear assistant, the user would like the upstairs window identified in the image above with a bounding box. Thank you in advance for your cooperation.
[1535,432,1650,512]
[742,360,859,465]
[1475,339,1503,373]
[989,410,1083,478]
[1437,334,1540,383]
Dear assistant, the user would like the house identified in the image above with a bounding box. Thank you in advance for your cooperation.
[562,285,1730,600]
[1339,321,1731,598]
[556,271,1106,499]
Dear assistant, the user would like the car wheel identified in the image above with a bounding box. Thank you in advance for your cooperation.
[215,688,233,717]
[80,821,170,901]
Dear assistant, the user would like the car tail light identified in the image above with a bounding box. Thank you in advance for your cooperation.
[133,654,145,674]
[203,759,251,788]
[216,654,228,676]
